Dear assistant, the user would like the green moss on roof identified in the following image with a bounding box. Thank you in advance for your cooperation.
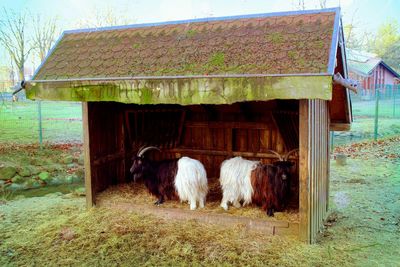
[270,32,284,44]
[185,29,198,38]
[34,11,336,80]
[208,52,225,68]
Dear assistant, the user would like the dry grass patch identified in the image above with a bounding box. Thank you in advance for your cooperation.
[0,195,353,266]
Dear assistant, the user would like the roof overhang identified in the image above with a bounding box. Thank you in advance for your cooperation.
[380,61,400,78]
[25,74,333,104]
[328,16,353,131]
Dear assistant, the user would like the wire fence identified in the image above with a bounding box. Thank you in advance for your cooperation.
[0,91,82,145]
[1,84,400,146]
[332,84,400,146]
[0,90,84,192]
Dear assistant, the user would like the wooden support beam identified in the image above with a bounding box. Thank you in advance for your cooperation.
[185,121,270,130]
[299,100,311,243]
[82,102,94,207]
[333,73,358,94]
[93,151,125,166]
[166,148,299,160]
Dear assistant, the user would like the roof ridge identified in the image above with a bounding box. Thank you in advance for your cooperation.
[63,7,340,35]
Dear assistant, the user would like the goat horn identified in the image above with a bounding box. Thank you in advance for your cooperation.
[137,145,146,152]
[266,149,284,161]
[284,149,299,161]
[137,146,161,157]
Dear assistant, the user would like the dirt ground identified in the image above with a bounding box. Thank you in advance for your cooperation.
[0,137,400,266]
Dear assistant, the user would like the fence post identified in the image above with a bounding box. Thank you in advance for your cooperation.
[394,85,397,118]
[38,100,43,147]
[330,131,334,150]
[374,87,379,141]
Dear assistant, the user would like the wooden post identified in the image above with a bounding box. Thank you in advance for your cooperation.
[374,87,379,141]
[82,102,94,207]
[326,104,331,212]
[299,100,311,243]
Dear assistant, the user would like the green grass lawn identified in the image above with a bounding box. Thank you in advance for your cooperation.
[333,116,400,146]
[351,98,400,118]
[329,97,400,146]
[0,101,82,144]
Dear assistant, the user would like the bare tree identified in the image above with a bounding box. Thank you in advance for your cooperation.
[0,9,33,81]
[319,0,327,9]
[32,15,58,62]
[293,0,306,10]
[342,9,370,50]
[77,7,134,28]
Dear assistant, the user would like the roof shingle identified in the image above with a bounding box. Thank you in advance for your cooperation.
[34,10,337,80]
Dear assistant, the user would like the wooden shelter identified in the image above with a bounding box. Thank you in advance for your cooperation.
[23,8,352,243]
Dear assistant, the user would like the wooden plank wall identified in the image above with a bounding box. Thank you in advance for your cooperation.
[178,120,286,178]
[86,101,300,208]
[86,102,126,204]
[168,102,298,179]
[299,99,330,243]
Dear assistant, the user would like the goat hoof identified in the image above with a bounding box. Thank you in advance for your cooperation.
[266,209,274,217]
[154,200,163,206]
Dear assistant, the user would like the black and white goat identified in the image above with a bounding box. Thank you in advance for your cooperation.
[130,146,208,210]
[219,149,297,216]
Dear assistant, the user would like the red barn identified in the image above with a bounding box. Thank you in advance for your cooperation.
[347,49,400,97]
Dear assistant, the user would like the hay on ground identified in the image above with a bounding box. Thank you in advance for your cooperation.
[97,179,299,223]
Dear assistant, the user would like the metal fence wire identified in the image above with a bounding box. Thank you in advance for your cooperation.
[332,84,400,146]
[1,84,400,145]
[0,91,82,144]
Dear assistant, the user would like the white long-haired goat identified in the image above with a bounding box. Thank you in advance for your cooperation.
[174,156,208,210]
[219,156,258,210]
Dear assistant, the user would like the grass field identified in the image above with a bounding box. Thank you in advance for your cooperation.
[330,97,400,146]
[0,97,399,146]
[0,100,82,144]
[351,98,400,118]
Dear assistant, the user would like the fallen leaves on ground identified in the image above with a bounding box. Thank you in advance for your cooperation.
[333,136,400,159]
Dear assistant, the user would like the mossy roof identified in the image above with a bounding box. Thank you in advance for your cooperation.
[33,9,339,80]
[26,7,353,125]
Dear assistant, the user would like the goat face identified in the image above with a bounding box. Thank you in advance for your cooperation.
[130,156,149,182]
[271,161,294,210]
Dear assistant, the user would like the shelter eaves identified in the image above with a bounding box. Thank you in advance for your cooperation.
[24,8,351,128]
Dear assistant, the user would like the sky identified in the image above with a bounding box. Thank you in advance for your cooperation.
[0,0,399,69]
